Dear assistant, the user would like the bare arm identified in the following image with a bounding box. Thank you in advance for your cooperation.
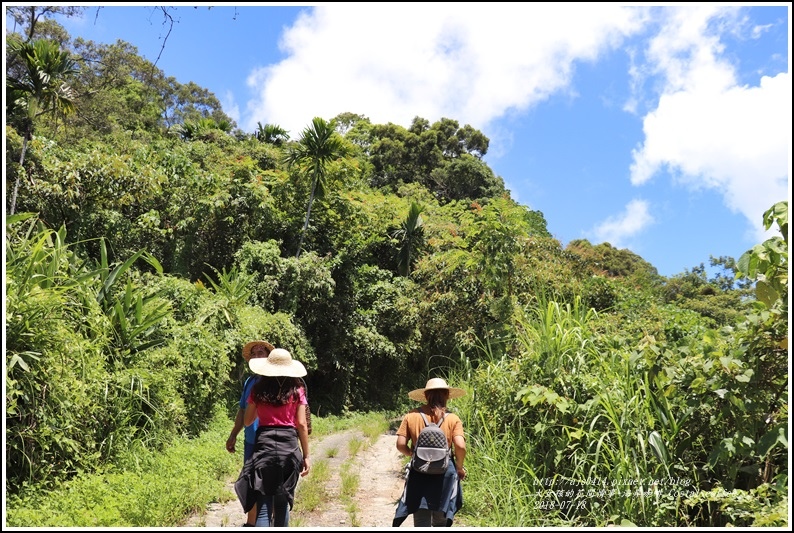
[296,403,311,476]
[226,407,245,453]
[453,434,467,480]
[243,402,257,427]
[396,435,412,458]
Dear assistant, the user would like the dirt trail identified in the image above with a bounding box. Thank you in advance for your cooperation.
[181,428,411,528]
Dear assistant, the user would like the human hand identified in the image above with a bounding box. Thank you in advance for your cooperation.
[226,436,236,453]
[456,466,466,480]
[301,457,311,476]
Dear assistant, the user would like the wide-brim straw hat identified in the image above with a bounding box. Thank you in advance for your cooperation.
[408,377,466,402]
[249,348,307,377]
[242,340,275,362]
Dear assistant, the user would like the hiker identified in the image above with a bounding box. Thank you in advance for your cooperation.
[393,377,467,527]
[226,340,273,527]
[234,348,311,527]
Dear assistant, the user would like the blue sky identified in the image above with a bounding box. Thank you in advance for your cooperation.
[8,3,791,277]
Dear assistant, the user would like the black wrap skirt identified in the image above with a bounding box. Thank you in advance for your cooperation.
[234,425,304,513]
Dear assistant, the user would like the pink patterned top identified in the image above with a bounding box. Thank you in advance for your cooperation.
[248,386,307,427]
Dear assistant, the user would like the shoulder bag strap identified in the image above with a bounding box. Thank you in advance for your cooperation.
[299,377,312,435]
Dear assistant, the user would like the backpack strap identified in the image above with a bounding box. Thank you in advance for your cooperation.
[419,411,445,427]
[299,377,312,435]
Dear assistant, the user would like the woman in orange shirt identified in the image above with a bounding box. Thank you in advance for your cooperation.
[393,377,467,527]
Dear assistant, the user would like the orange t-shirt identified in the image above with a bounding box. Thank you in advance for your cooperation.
[396,406,464,449]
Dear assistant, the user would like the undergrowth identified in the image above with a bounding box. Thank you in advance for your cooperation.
[5,409,392,527]
[5,406,239,527]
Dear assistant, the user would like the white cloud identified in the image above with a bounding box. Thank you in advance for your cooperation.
[240,4,789,246]
[242,4,645,136]
[591,199,655,248]
[221,90,240,127]
[629,6,790,242]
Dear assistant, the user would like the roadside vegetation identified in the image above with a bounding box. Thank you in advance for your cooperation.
[4,410,391,527]
[5,407,240,527]
[5,6,787,528]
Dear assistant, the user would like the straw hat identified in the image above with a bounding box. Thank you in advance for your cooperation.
[249,348,307,377]
[242,340,275,362]
[408,378,466,402]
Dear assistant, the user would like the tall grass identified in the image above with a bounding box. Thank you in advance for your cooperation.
[452,292,687,526]
[339,460,362,526]
[452,286,787,527]
[457,413,559,527]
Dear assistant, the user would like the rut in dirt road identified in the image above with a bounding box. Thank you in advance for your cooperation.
[293,429,410,527]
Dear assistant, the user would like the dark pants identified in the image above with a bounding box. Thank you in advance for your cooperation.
[413,508,448,527]
[255,494,290,527]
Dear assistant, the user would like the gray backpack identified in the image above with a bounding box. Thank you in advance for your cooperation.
[410,412,450,475]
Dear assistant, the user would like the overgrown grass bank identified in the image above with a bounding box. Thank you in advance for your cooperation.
[5,406,240,527]
[5,409,393,527]
[446,292,788,528]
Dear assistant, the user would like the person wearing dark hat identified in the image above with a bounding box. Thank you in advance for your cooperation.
[227,340,274,526]
[234,348,310,527]
[393,377,467,527]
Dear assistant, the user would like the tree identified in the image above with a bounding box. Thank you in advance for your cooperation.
[284,117,348,258]
[6,38,79,215]
[392,201,426,276]
[467,196,526,300]
[429,117,489,158]
[171,117,231,141]
[65,37,232,138]
[566,239,659,279]
[332,112,369,136]
[254,122,289,146]
[162,79,232,129]
[6,5,84,43]
[368,116,491,195]
[427,154,506,201]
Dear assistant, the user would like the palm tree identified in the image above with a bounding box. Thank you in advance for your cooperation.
[392,201,426,276]
[283,117,347,258]
[254,122,289,146]
[6,38,78,215]
[171,117,232,141]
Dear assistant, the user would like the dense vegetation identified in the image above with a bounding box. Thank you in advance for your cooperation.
[5,7,788,527]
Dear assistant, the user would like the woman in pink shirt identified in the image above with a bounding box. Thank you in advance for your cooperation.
[234,348,310,527]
